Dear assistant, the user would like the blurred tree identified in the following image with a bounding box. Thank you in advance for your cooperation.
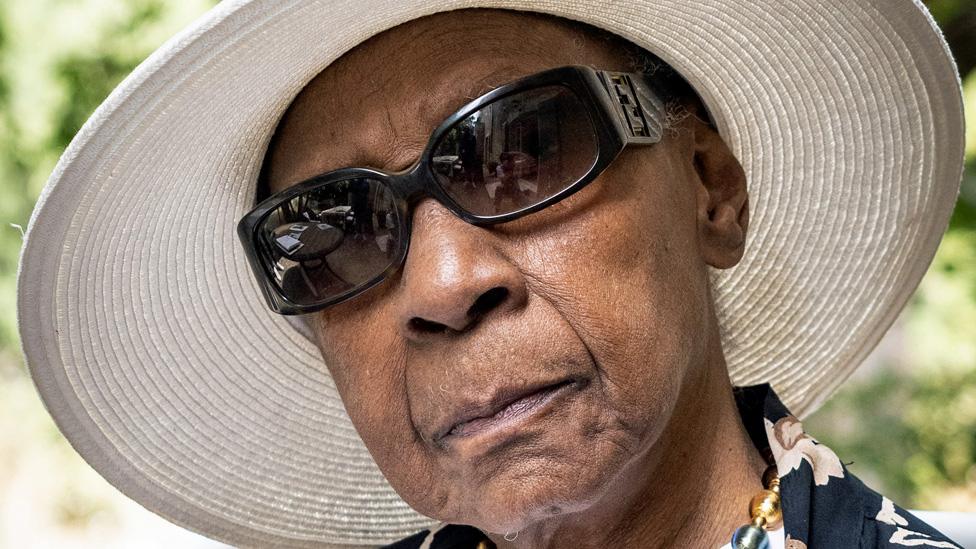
[926,0,976,76]
[49,1,167,150]
[810,369,976,509]
[0,10,34,357]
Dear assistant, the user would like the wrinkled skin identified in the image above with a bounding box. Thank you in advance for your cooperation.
[265,9,763,548]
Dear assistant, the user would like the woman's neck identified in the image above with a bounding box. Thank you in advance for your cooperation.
[490,333,767,549]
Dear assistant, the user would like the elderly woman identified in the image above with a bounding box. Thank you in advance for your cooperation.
[17,1,965,548]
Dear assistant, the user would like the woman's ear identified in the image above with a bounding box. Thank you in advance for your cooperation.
[690,117,749,269]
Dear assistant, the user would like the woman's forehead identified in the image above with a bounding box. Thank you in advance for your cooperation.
[263,9,634,191]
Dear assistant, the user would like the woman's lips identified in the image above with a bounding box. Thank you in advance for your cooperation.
[434,378,583,444]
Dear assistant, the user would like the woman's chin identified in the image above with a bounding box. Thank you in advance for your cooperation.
[455,455,626,534]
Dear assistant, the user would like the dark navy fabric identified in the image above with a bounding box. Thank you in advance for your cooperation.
[384,384,962,549]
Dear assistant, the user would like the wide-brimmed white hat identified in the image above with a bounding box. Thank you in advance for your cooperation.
[17,0,964,546]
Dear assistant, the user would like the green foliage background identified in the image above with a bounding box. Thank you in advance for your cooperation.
[0,0,972,542]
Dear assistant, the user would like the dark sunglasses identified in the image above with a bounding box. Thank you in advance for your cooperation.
[239,65,672,315]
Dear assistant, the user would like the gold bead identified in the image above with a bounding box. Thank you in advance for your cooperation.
[749,489,783,530]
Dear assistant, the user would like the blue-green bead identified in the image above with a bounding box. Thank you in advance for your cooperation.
[731,524,770,549]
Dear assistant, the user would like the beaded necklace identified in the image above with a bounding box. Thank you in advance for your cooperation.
[730,465,782,549]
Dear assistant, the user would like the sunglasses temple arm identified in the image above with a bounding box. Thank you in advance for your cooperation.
[595,70,667,146]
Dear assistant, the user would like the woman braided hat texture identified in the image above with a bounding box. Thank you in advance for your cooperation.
[17,0,965,547]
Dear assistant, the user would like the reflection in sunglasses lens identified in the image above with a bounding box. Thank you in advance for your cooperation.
[432,85,599,217]
[258,178,401,306]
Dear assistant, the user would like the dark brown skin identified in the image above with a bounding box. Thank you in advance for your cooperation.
[265,9,764,549]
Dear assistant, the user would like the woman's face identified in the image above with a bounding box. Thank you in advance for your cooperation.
[264,9,747,534]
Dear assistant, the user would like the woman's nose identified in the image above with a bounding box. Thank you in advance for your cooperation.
[397,199,528,341]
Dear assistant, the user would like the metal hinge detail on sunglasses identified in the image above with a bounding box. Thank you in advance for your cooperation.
[597,71,665,145]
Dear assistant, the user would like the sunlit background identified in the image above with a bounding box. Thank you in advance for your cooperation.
[0,1,973,547]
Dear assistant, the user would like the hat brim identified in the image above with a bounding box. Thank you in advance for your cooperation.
[17,0,964,546]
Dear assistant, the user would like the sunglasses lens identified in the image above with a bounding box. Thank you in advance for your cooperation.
[431,85,599,217]
[255,177,402,307]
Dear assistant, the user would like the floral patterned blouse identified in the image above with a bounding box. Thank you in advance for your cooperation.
[384,384,962,549]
